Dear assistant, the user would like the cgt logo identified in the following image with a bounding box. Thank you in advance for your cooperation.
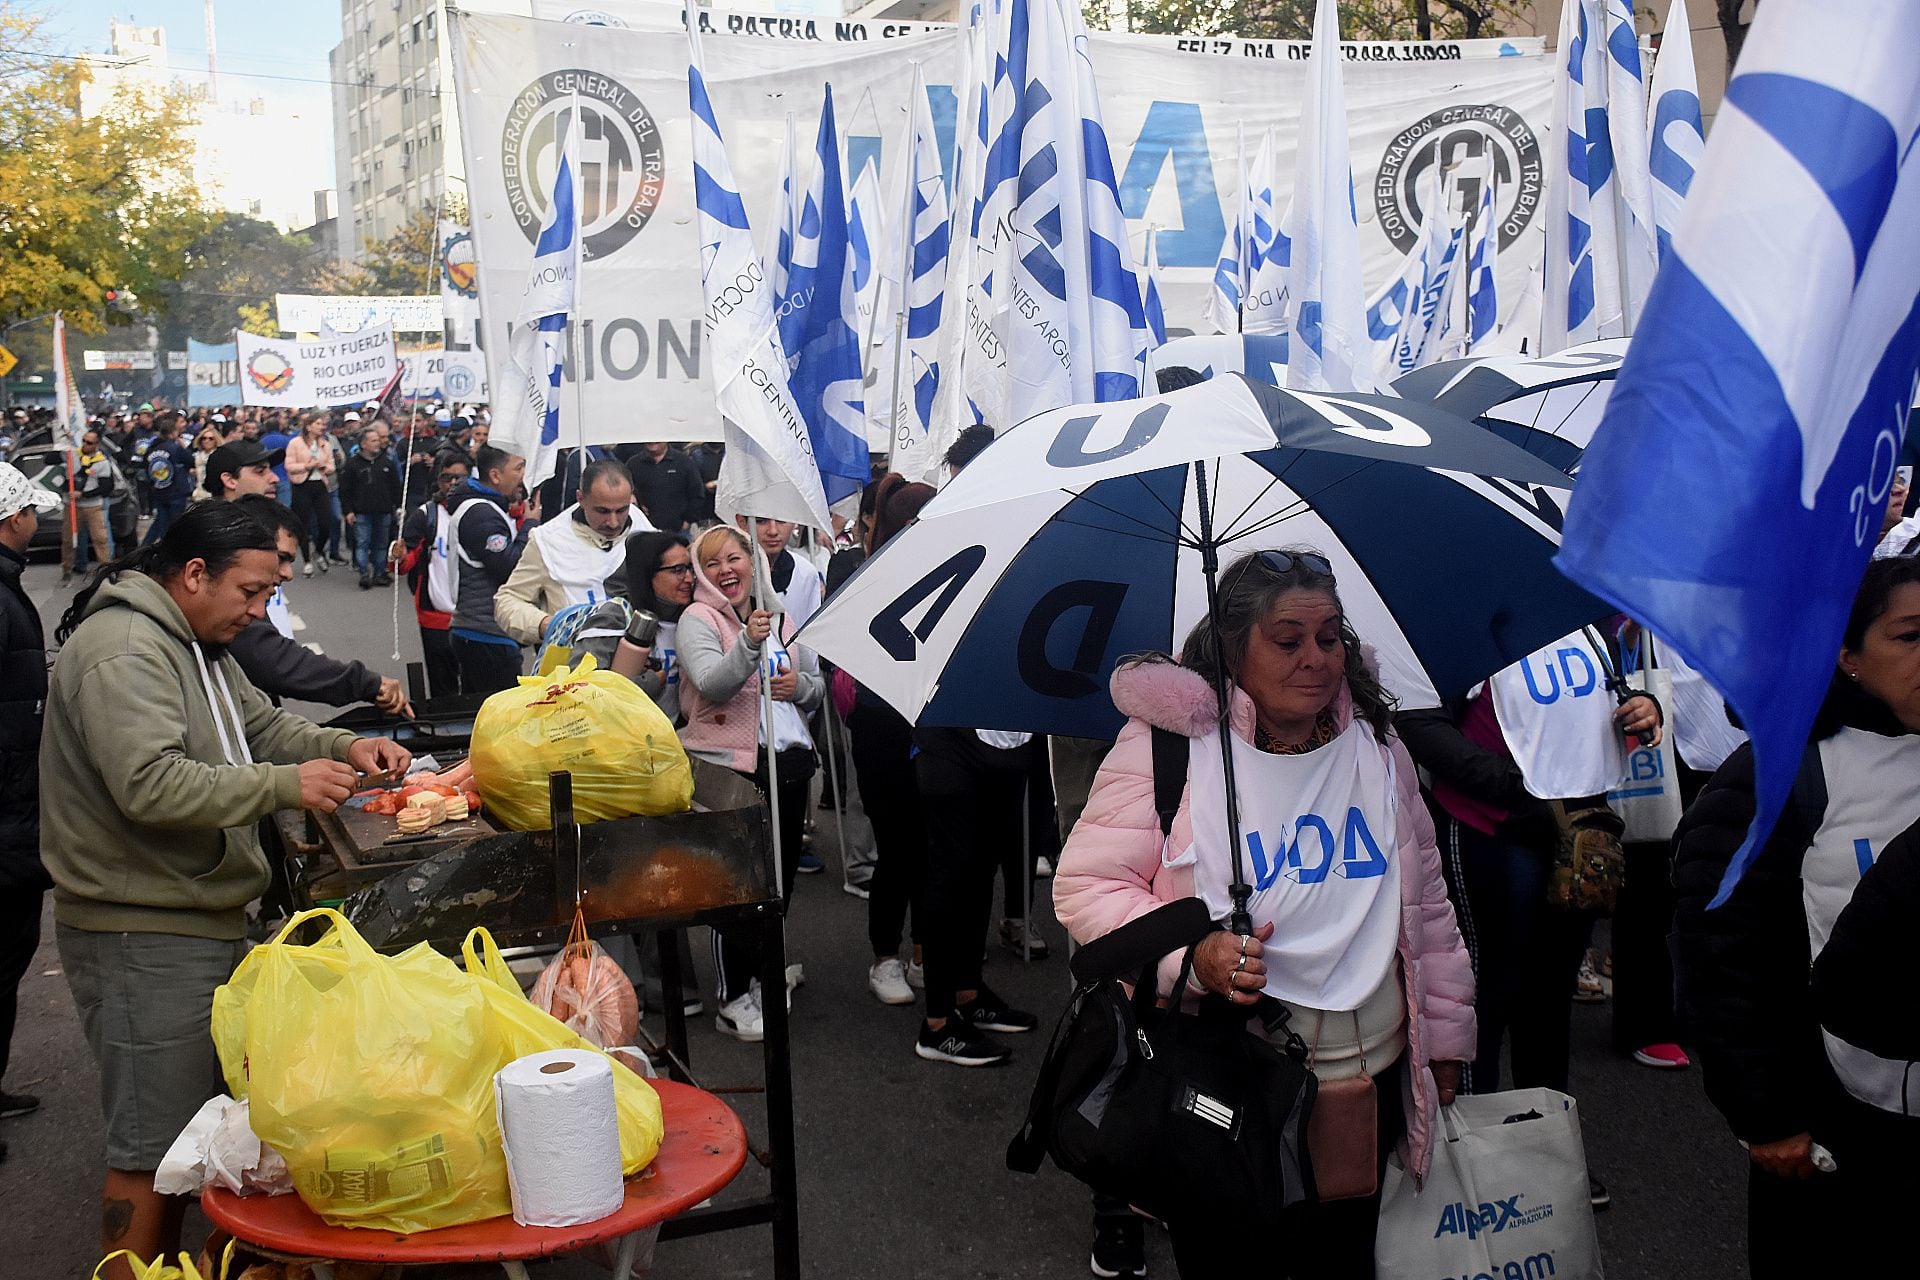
[1375,104,1543,256]
[501,69,666,258]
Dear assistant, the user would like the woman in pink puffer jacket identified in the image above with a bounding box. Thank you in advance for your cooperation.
[1053,549,1476,1279]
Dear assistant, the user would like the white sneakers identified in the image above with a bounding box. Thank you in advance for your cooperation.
[715,987,765,1042]
[868,958,915,1005]
[905,958,925,990]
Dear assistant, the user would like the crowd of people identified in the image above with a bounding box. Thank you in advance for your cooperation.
[0,379,1916,1280]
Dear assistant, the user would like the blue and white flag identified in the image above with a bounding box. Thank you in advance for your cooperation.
[980,0,1150,421]
[1543,0,1661,353]
[1367,162,1466,381]
[687,11,832,531]
[1285,0,1374,392]
[1556,0,1920,904]
[1602,0,1660,326]
[1208,126,1254,334]
[769,117,800,305]
[779,85,871,508]
[1467,174,1501,350]
[1242,131,1291,337]
[848,157,888,352]
[887,65,951,475]
[493,99,580,489]
[1142,226,1168,351]
[1648,0,1704,262]
[1208,129,1287,337]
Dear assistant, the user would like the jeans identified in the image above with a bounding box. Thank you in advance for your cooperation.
[327,492,345,559]
[351,511,394,579]
[139,497,187,547]
[452,634,524,695]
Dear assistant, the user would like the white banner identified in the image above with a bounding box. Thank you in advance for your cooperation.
[235,324,399,408]
[452,11,1551,440]
[438,219,490,401]
[81,350,157,371]
[397,344,449,399]
[274,293,444,335]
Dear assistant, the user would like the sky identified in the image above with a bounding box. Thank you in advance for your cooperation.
[41,0,343,120]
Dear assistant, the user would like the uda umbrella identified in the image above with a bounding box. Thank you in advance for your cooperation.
[796,373,1612,930]
[1393,339,1629,474]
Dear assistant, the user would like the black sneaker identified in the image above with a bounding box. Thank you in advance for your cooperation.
[1589,1175,1611,1212]
[915,1020,1011,1067]
[357,573,372,590]
[0,1092,37,1119]
[957,985,1038,1034]
[1090,1214,1147,1278]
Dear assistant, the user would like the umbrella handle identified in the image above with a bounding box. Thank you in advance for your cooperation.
[1194,459,1255,936]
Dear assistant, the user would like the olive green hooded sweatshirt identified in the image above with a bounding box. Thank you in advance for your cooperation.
[40,571,357,940]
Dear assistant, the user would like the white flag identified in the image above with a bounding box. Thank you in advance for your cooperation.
[982,0,1150,422]
[1285,0,1374,393]
[1648,0,1705,261]
[688,12,832,531]
[489,98,580,490]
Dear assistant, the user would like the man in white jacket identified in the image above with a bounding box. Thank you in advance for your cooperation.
[494,458,652,646]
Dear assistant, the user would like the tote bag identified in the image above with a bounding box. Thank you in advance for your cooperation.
[1376,1088,1603,1280]
[1605,638,1684,843]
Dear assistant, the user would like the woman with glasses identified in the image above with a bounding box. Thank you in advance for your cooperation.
[611,530,695,724]
[189,427,224,502]
[1053,548,1475,1279]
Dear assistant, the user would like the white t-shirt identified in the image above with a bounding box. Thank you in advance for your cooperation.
[1181,720,1402,1012]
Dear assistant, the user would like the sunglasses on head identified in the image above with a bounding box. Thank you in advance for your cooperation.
[1240,549,1335,582]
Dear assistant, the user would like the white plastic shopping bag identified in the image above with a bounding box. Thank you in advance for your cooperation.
[1375,1088,1603,1280]
[1606,666,1684,844]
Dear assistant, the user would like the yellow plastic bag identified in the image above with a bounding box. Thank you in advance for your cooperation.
[468,654,694,831]
[211,910,662,1234]
[461,927,664,1174]
[93,1242,233,1280]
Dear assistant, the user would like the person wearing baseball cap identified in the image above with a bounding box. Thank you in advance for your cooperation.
[201,439,284,502]
[0,460,63,1155]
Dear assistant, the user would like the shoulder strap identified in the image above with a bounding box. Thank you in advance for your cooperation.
[1790,741,1830,844]
[1150,725,1189,841]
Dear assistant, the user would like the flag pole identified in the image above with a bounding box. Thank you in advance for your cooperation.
[885,65,923,473]
[1235,121,1246,335]
[569,90,587,502]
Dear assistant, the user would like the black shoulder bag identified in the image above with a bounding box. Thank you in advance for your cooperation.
[1007,728,1317,1230]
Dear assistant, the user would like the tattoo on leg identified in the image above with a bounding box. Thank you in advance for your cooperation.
[103,1197,134,1242]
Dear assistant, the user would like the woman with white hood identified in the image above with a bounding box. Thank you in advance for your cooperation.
[677,523,824,1042]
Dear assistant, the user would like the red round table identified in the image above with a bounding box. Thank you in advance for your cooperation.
[203,1080,746,1277]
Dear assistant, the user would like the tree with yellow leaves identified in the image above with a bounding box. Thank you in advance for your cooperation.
[0,4,209,339]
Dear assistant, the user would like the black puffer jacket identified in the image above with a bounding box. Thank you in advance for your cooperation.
[0,542,51,891]
[1672,676,1912,1146]
[1811,816,1920,1064]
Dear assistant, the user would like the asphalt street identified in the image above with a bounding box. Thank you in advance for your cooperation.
[10,549,1751,1278]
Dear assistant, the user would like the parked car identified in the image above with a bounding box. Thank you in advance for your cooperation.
[11,444,141,555]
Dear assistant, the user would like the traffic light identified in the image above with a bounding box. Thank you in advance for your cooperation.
[105,288,138,313]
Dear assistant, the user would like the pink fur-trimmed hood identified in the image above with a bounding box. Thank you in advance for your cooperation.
[1108,653,1364,742]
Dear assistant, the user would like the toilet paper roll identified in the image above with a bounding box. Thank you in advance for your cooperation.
[493,1048,626,1227]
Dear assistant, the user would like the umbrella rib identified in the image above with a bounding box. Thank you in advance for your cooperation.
[1047,515,1192,548]
[1059,474,1199,545]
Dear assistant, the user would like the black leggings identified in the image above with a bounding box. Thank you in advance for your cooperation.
[847,701,925,958]
[290,479,334,561]
[1437,815,1589,1094]
[712,747,815,1003]
[916,737,1029,1020]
